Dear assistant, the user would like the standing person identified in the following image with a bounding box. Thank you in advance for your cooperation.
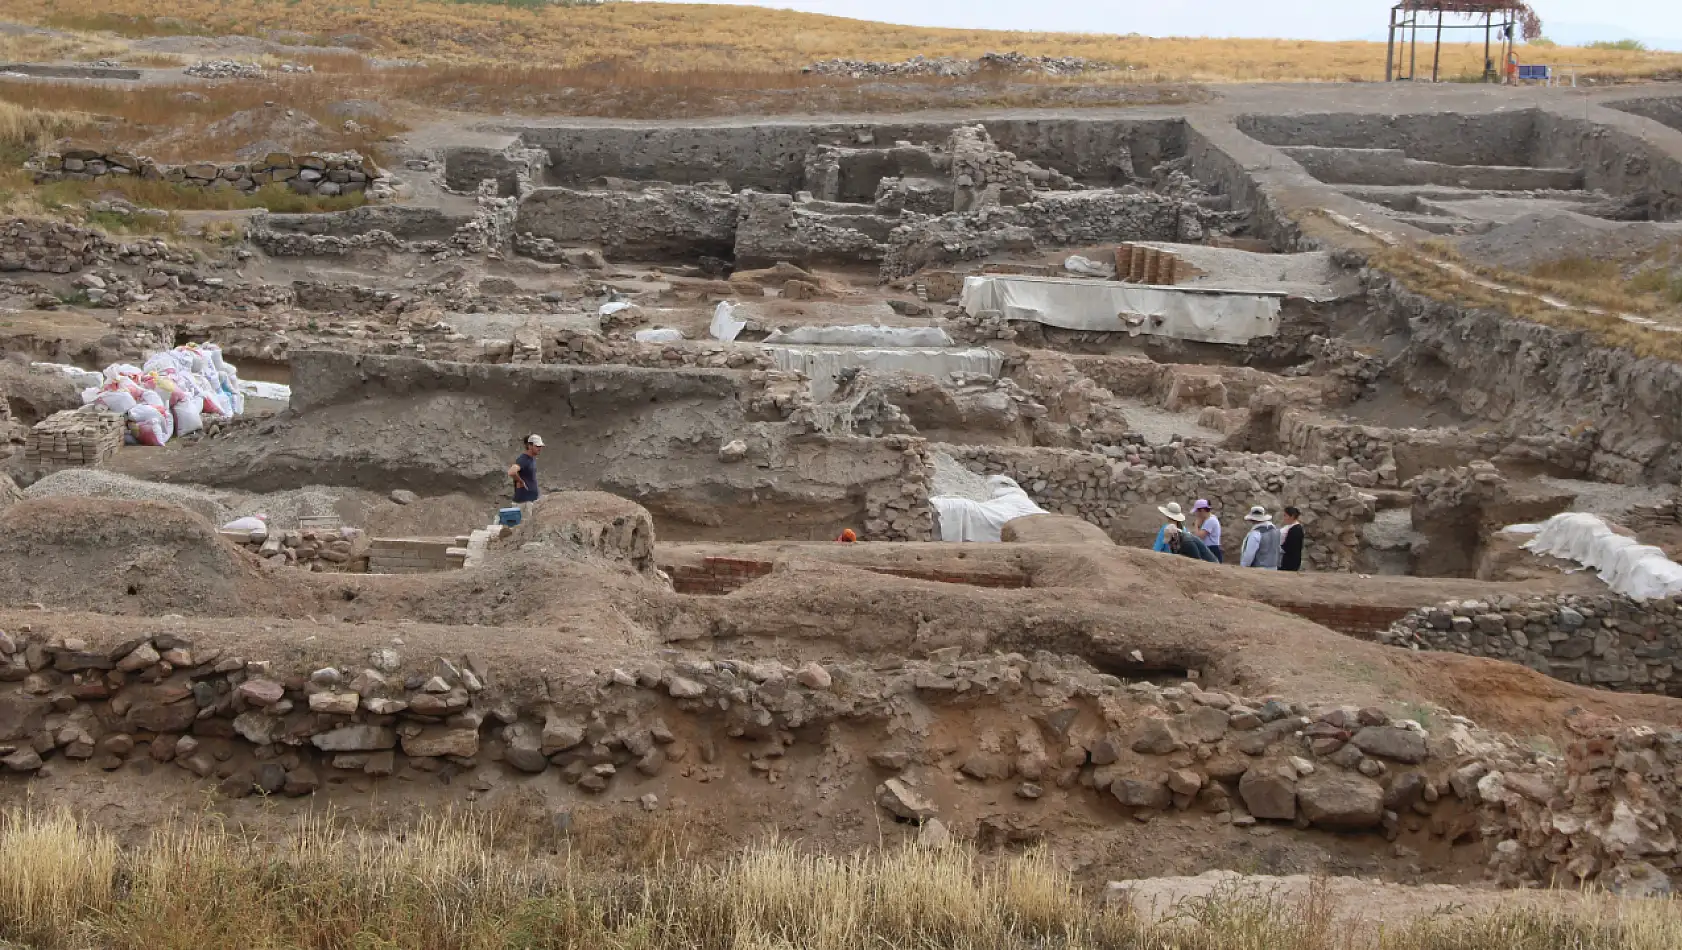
[1193,499,1224,563]
[507,434,544,510]
[1279,506,1305,572]
[1239,506,1283,569]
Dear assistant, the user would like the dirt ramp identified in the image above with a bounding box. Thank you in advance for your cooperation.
[0,497,256,614]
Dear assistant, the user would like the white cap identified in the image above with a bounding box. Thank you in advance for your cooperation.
[526,434,544,447]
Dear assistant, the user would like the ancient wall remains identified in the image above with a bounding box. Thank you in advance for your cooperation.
[0,218,112,273]
[1374,277,1682,484]
[519,117,1184,192]
[1381,593,1682,698]
[942,443,1374,571]
[32,150,385,198]
[1236,110,1540,167]
[515,185,739,259]
[1274,410,1593,487]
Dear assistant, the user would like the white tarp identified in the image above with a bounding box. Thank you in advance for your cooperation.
[634,328,685,343]
[710,301,747,342]
[1524,512,1682,601]
[763,345,1003,400]
[959,275,1283,344]
[763,325,954,347]
[931,475,1046,543]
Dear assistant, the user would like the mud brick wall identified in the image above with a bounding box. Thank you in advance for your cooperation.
[1264,601,1414,639]
[32,150,377,198]
[660,555,1028,596]
[367,538,466,574]
[1382,593,1682,697]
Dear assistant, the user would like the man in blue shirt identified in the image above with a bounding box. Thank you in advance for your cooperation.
[507,434,544,506]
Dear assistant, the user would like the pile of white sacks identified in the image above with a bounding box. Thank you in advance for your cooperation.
[72,343,247,446]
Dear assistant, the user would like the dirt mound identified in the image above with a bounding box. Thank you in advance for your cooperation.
[514,492,659,574]
[1000,513,1112,544]
[193,108,330,162]
[26,470,230,524]
[0,497,254,614]
[0,358,81,426]
[1454,212,1682,271]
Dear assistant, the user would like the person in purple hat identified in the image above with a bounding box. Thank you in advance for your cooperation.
[1192,498,1223,563]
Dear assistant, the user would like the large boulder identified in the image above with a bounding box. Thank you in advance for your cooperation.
[1352,726,1428,764]
[1239,764,1297,820]
[1296,770,1385,830]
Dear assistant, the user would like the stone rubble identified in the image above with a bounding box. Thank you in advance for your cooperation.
[803,52,1114,78]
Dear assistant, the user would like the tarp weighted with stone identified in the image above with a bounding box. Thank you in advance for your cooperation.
[959,275,1283,344]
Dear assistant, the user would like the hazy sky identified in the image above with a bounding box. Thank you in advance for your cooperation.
[667,1,1682,44]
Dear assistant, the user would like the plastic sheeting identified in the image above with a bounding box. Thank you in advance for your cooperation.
[763,325,955,347]
[634,328,685,343]
[710,301,746,342]
[931,476,1046,543]
[763,345,1003,399]
[959,275,1283,344]
[1524,512,1682,601]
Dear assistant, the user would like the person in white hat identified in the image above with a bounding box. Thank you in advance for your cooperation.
[1239,505,1283,569]
[507,434,545,507]
[1152,502,1218,562]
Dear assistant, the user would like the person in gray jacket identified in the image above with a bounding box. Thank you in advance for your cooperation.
[1239,505,1283,569]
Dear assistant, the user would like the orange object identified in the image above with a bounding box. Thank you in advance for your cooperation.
[837,529,857,543]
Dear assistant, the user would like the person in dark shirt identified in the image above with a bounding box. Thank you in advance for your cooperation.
[1279,506,1305,572]
[507,434,544,505]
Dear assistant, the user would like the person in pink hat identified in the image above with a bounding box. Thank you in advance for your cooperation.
[1192,498,1224,563]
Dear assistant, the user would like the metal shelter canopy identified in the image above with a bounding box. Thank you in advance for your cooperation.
[1386,2,1519,83]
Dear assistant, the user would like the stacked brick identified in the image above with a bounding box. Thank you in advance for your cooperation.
[366,538,467,575]
[24,409,124,467]
[1115,243,1181,285]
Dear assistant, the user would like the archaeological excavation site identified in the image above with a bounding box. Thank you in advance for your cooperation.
[4,30,1682,941]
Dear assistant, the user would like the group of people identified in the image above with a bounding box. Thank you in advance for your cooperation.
[1152,499,1304,571]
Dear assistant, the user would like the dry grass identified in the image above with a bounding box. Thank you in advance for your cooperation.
[1,1,1681,81]
[1373,242,1682,362]
[0,805,1678,950]
[0,72,401,162]
[0,100,88,162]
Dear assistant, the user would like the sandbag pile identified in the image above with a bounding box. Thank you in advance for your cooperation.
[79,343,247,447]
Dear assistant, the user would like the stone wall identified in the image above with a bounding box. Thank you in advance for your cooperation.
[0,218,112,273]
[1375,276,1682,484]
[1274,410,1593,487]
[1380,592,1682,697]
[32,149,388,199]
[942,443,1375,571]
[515,185,739,259]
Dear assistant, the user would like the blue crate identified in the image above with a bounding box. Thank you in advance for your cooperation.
[498,506,523,527]
[1517,65,1551,80]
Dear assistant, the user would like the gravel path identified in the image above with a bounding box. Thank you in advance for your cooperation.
[25,470,230,524]
[929,450,993,500]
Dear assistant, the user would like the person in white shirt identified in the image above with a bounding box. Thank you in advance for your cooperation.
[1192,498,1224,563]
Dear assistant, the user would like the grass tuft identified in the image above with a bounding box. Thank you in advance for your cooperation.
[0,805,1678,949]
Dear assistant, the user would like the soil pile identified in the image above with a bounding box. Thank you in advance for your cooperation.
[0,497,254,614]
